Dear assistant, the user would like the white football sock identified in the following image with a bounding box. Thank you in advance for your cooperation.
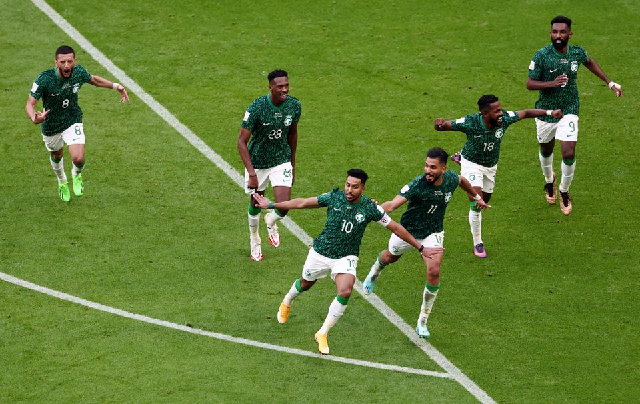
[469,209,482,245]
[560,160,576,193]
[50,157,67,183]
[419,287,439,323]
[265,210,284,226]
[283,280,303,306]
[318,297,347,335]
[539,152,554,183]
[248,212,260,239]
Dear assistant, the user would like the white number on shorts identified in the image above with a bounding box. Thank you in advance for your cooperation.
[426,204,438,214]
[62,99,70,108]
[341,220,354,233]
[268,129,283,139]
[483,142,495,151]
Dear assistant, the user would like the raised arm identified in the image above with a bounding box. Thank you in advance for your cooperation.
[89,75,129,103]
[459,176,490,210]
[380,195,407,213]
[433,118,453,131]
[25,95,49,124]
[518,109,563,120]
[252,192,320,210]
[583,57,623,97]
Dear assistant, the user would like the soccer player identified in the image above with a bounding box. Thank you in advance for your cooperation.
[25,45,130,202]
[252,169,441,355]
[434,95,562,257]
[527,15,623,215]
[238,69,301,261]
[362,147,489,338]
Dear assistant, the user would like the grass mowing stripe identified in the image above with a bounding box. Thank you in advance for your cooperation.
[30,1,496,402]
[0,271,449,379]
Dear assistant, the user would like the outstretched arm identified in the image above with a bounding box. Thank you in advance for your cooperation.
[433,118,453,131]
[386,220,443,259]
[584,57,623,97]
[518,109,563,120]
[89,75,130,103]
[459,176,490,210]
[25,95,49,124]
[252,193,320,210]
[380,195,407,213]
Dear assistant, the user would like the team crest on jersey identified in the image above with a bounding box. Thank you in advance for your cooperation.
[444,192,452,203]
[355,213,365,223]
[571,61,578,72]
[284,115,292,126]
[495,128,504,139]
[73,83,80,93]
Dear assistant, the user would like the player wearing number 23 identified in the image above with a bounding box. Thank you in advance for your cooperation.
[434,95,562,258]
[252,169,441,355]
[25,45,129,202]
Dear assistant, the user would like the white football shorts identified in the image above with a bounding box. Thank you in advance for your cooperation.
[388,231,444,256]
[301,248,358,282]
[460,156,497,193]
[42,123,85,152]
[536,114,579,144]
[244,161,293,194]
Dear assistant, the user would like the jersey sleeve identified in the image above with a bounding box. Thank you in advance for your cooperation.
[30,73,46,99]
[503,110,520,126]
[577,46,589,64]
[374,205,391,228]
[450,114,473,133]
[399,179,417,199]
[76,65,92,83]
[317,188,338,207]
[293,101,301,124]
[528,51,544,80]
[240,99,260,131]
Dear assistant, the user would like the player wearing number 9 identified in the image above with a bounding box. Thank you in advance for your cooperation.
[434,94,561,258]
[25,45,129,202]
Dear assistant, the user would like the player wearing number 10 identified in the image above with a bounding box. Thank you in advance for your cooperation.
[434,95,562,257]
[252,169,441,355]
[25,45,130,202]
[237,69,301,262]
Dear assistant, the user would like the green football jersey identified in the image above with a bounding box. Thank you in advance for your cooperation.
[30,65,92,136]
[241,94,302,169]
[399,170,459,239]
[451,110,520,167]
[528,44,589,122]
[313,188,388,259]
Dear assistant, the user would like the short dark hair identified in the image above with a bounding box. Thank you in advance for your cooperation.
[426,147,449,165]
[346,168,369,185]
[55,45,75,58]
[477,94,499,112]
[551,15,572,28]
[268,69,288,83]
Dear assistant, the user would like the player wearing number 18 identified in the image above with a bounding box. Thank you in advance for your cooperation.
[237,69,302,261]
[25,45,130,202]
[252,169,441,355]
[434,95,562,257]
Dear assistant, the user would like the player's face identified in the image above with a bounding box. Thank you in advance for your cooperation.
[344,176,365,203]
[424,157,446,184]
[269,76,289,105]
[550,23,572,50]
[55,53,77,79]
[484,101,503,127]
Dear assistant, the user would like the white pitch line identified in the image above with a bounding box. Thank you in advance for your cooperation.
[30,1,496,403]
[0,271,449,379]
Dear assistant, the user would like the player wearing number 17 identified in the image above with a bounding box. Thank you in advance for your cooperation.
[434,95,562,257]
[237,70,301,261]
[252,169,442,355]
[25,45,130,202]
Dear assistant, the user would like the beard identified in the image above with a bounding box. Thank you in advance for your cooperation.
[552,37,569,50]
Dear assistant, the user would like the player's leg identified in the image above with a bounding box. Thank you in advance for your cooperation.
[556,115,579,215]
[461,158,488,257]
[65,123,86,196]
[537,118,558,204]
[277,249,326,324]
[416,234,444,338]
[316,257,358,354]
[264,162,293,248]
[43,133,70,202]
[363,234,406,295]
[245,169,269,261]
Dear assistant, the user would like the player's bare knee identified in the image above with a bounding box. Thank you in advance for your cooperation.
[72,157,84,166]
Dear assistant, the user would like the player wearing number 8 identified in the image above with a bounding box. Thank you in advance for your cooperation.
[25,45,130,202]
[527,15,623,216]
[252,169,441,355]
[434,95,562,257]
[237,70,302,261]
